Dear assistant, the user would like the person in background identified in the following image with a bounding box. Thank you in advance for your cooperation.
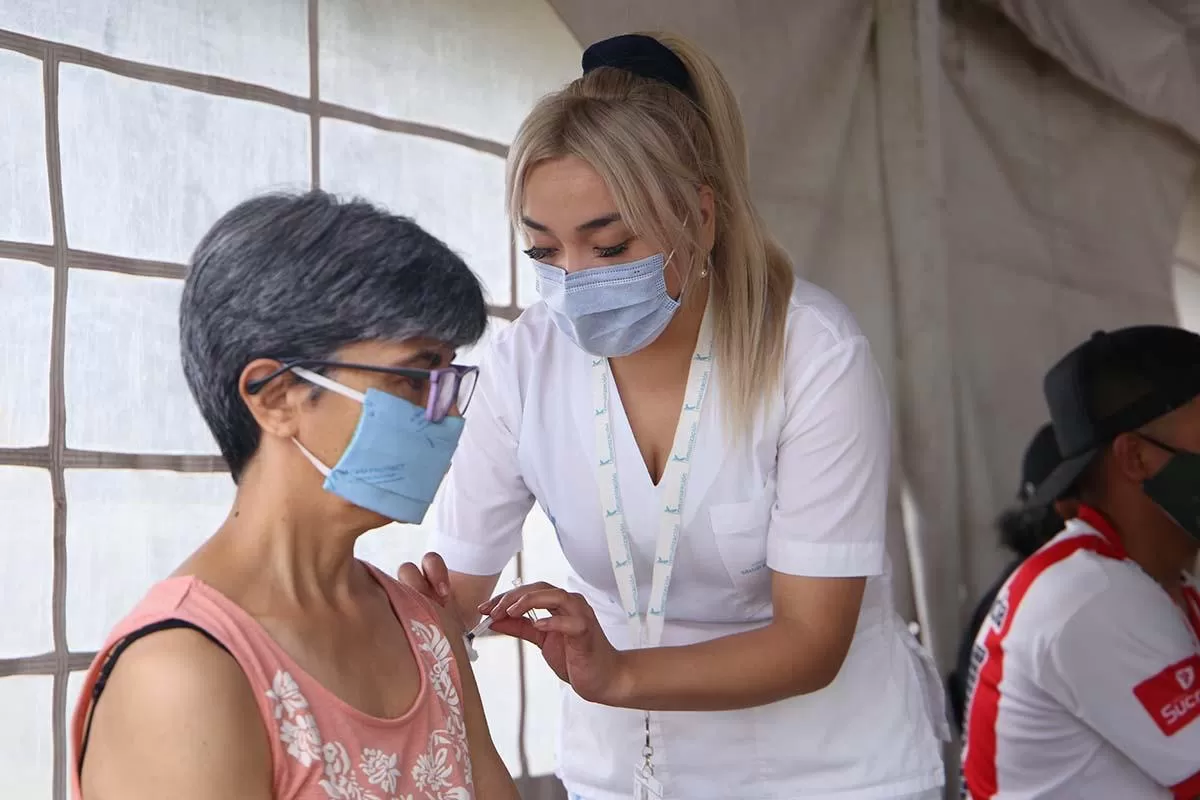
[945,422,1079,735]
[402,32,947,800]
[71,191,518,800]
[962,326,1200,799]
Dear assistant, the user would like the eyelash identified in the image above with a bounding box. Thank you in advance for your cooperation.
[596,241,630,258]
[523,246,555,261]
[522,240,631,261]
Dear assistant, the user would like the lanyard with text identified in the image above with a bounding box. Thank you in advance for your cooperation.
[591,308,715,799]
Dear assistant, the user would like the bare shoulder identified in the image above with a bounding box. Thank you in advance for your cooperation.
[82,627,272,800]
[376,566,468,639]
[428,590,469,641]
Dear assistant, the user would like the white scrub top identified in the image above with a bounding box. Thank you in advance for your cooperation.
[430,279,946,799]
[962,508,1200,799]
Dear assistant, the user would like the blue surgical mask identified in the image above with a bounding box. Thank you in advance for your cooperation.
[533,252,680,357]
[291,367,464,524]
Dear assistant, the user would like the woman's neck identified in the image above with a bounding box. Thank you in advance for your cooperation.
[183,455,370,607]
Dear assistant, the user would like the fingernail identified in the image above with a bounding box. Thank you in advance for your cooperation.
[506,603,521,616]
[477,601,490,611]
[438,583,449,597]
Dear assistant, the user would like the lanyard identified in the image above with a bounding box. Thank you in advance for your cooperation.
[592,308,714,649]
[591,308,714,794]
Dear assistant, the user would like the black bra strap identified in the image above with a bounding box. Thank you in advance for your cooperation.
[77,619,230,774]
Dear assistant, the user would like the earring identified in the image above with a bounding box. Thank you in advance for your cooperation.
[699,252,712,279]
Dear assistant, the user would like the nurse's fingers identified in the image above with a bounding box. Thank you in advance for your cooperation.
[530,614,590,637]
[487,615,544,646]
[478,581,559,618]
[395,552,452,604]
[478,597,499,616]
[488,599,589,640]
[396,561,441,604]
[420,552,453,599]
[502,587,597,625]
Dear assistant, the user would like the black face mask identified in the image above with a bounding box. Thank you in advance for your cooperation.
[1140,435,1200,544]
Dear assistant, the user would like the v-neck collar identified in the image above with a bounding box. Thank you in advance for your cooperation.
[606,368,662,490]
[568,342,723,529]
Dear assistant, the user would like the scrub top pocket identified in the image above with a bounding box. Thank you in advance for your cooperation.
[708,481,774,597]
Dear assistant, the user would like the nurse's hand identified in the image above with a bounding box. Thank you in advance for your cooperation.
[397,552,472,632]
[396,552,454,606]
[397,553,504,631]
[481,583,630,706]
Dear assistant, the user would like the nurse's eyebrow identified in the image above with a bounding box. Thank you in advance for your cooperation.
[520,213,622,234]
[576,213,621,232]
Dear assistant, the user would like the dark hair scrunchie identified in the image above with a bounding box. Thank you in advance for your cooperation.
[581,33,696,100]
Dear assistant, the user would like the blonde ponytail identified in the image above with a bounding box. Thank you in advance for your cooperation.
[507,32,794,441]
[656,33,794,435]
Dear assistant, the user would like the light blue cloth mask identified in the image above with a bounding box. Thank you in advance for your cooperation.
[292,367,464,524]
[533,252,680,357]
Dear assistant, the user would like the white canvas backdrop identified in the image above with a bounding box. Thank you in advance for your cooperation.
[0,2,579,798]
[939,0,1198,664]
[5,2,1200,799]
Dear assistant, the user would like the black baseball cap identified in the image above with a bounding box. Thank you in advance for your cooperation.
[1017,422,1063,503]
[1032,325,1200,505]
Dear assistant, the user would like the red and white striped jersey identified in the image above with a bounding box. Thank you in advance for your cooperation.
[962,505,1200,799]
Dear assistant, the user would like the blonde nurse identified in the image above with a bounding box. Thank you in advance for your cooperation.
[402,32,948,800]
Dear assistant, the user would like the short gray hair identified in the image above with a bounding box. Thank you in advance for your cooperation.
[180,190,488,481]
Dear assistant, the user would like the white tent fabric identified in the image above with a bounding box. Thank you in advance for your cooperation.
[4,2,1200,800]
[0,2,579,797]
[938,0,1197,665]
[990,0,1200,147]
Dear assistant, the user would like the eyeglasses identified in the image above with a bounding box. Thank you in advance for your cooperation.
[247,358,480,422]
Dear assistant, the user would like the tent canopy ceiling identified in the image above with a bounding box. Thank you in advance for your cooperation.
[988,0,1200,146]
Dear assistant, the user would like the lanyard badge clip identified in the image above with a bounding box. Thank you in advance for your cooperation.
[633,711,664,799]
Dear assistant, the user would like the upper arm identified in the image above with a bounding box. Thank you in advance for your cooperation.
[769,572,866,687]
[80,628,271,800]
[767,333,890,578]
[436,604,519,800]
[431,331,536,576]
[765,331,888,681]
[448,571,505,629]
[1039,593,1200,794]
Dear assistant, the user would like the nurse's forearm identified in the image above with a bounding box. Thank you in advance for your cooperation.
[448,571,503,628]
[607,574,866,711]
[610,619,843,711]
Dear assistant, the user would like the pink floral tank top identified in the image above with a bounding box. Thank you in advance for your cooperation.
[70,562,474,800]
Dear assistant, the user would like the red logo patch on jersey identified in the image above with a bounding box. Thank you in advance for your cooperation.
[1134,654,1200,736]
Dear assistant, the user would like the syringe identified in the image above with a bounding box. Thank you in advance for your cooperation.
[462,578,538,662]
[465,614,497,642]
